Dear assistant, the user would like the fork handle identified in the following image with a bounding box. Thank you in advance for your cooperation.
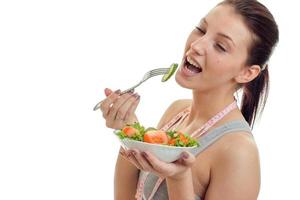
[120,83,142,94]
[93,100,103,111]
[93,89,135,111]
[120,89,135,95]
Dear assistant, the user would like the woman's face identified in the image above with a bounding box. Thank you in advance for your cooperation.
[175,4,254,93]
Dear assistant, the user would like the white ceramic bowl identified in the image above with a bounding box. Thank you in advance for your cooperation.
[114,131,199,163]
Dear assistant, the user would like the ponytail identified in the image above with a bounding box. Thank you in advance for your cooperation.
[241,65,269,129]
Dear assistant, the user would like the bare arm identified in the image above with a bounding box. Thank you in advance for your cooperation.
[114,148,140,200]
[204,133,260,200]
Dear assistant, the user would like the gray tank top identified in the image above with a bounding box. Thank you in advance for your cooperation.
[138,119,252,200]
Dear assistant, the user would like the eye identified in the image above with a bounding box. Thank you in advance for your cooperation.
[195,26,205,34]
[215,43,226,52]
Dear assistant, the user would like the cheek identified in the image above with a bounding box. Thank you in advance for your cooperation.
[206,50,226,73]
[207,53,235,78]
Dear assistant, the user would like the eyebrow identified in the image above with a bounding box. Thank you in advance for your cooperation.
[201,18,236,47]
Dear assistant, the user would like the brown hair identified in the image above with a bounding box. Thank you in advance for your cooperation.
[220,0,279,129]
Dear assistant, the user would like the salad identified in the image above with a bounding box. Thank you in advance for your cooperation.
[115,122,200,147]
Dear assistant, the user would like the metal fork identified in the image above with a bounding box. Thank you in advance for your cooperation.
[93,67,170,111]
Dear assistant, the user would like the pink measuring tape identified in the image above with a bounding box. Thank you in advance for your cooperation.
[135,101,238,200]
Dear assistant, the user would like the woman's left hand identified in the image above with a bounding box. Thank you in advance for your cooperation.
[120,148,196,179]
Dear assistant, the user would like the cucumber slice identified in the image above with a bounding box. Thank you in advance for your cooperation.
[161,63,178,82]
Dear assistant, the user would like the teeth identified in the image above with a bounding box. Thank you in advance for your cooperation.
[187,57,200,68]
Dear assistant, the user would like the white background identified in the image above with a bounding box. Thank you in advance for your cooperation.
[0,0,299,199]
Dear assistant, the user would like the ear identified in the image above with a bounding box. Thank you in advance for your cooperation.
[234,65,261,84]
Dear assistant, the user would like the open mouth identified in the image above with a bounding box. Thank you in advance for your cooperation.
[184,57,202,74]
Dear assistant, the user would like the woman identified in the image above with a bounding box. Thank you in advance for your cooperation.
[99,0,279,199]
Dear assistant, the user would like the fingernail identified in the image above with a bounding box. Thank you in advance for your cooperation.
[182,152,189,159]
[133,93,139,97]
[134,94,140,100]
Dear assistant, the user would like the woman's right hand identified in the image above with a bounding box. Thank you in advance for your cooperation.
[99,88,140,130]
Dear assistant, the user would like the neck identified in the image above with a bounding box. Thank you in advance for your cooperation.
[187,88,236,124]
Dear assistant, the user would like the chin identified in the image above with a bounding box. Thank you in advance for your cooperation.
[175,70,193,89]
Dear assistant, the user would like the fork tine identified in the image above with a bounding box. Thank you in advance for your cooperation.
[125,70,165,93]
[142,71,152,80]
[150,70,167,76]
[149,68,169,73]
[149,72,164,77]
[141,71,165,82]
[142,68,166,78]
[148,69,169,76]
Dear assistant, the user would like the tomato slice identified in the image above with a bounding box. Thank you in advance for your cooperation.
[144,130,169,144]
[122,126,139,137]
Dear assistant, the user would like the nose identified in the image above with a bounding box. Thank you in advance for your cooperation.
[189,37,206,56]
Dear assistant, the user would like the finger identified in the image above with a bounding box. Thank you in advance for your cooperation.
[119,150,134,163]
[100,90,121,116]
[107,93,134,121]
[124,94,141,121]
[179,151,195,167]
[116,93,140,120]
[127,150,143,170]
[119,147,127,157]
[141,151,168,173]
[104,88,113,97]
[119,146,126,153]
[132,150,154,172]
[119,149,131,159]
[119,151,127,159]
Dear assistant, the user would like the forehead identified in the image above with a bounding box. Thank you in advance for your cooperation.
[205,4,253,49]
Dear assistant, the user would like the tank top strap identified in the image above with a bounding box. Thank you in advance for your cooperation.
[191,120,252,156]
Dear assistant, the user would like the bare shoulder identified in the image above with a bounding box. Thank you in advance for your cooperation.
[218,131,259,161]
[156,99,191,129]
[203,132,260,199]
[209,131,259,173]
